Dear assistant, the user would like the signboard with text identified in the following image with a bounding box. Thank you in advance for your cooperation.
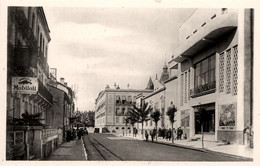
[12,77,38,94]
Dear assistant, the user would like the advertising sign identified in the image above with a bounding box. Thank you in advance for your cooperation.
[12,77,38,94]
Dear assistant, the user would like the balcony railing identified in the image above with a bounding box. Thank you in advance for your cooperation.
[41,129,58,139]
[38,80,53,104]
[37,48,49,76]
[190,81,216,98]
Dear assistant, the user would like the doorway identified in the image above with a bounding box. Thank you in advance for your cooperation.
[195,109,215,134]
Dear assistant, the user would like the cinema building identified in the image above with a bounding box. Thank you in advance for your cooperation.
[170,8,253,144]
[6,7,58,160]
[95,84,152,133]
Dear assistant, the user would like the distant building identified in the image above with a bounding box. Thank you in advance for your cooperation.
[94,84,152,133]
[170,8,253,144]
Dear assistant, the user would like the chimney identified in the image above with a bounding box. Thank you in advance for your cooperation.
[127,83,130,89]
[60,77,65,84]
[114,82,117,89]
[105,85,110,89]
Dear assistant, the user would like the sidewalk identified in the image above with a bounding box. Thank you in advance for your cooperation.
[45,138,87,161]
[116,133,253,160]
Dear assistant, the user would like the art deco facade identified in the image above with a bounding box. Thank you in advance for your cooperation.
[168,8,253,144]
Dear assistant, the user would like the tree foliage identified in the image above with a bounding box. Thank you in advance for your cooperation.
[166,102,177,143]
[129,101,153,138]
[21,111,43,126]
[151,109,161,124]
[166,103,177,124]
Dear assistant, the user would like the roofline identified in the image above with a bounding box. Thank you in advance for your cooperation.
[164,75,178,84]
[144,87,166,99]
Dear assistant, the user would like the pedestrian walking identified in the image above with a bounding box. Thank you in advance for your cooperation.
[162,127,166,139]
[153,127,157,141]
[66,130,71,142]
[167,129,172,141]
[177,127,180,140]
[145,130,149,142]
[150,130,154,142]
[179,127,183,140]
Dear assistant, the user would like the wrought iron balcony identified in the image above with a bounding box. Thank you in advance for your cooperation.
[38,80,53,104]
[190,81,216,98]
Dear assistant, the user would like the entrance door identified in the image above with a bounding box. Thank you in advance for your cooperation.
[195,110,215,134]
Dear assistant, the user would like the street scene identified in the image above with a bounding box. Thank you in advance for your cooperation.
[4,3,254,163]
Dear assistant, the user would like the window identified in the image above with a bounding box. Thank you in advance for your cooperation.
[43,40,45,55]
[40,34,42,50]
[133,96,136,103]
[122,96,126,104]
[116,95,121,104]
[222,8,227,14]
[116,127,119,129]
[32,14,35,34]
[122,107,126,115]
[127,96,132,104]
[116,107,121,116]
[194,54,216,88]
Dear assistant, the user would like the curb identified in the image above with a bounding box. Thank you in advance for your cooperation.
[81,137,88,160]
[144,139,253,161]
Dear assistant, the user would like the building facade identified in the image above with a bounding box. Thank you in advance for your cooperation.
[48,76,75,144]
[6,7,59,160]
[95,84,152,133]
[170,8,253,144]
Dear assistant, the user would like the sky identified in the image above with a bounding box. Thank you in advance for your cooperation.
[43,7,196,111]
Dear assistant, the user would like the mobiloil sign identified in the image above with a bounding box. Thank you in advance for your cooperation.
[12,77,38,94]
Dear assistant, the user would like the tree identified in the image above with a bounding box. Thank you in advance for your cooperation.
[127,113,139,137]
[166,102,177,143]
[150,109,161,141]
[123,117,130,136]
[197,104,210,149]
[21,111,43,126]
[129,101,153,139]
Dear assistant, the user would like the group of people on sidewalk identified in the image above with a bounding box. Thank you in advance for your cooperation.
[144,127,185,142]
[66,128,88,142]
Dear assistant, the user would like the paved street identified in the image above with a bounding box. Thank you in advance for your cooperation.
[83,133,251,161]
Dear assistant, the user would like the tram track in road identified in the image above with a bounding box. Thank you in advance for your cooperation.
[85,135,123,161]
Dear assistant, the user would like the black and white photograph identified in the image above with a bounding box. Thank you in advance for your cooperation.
[0,0,258,165]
